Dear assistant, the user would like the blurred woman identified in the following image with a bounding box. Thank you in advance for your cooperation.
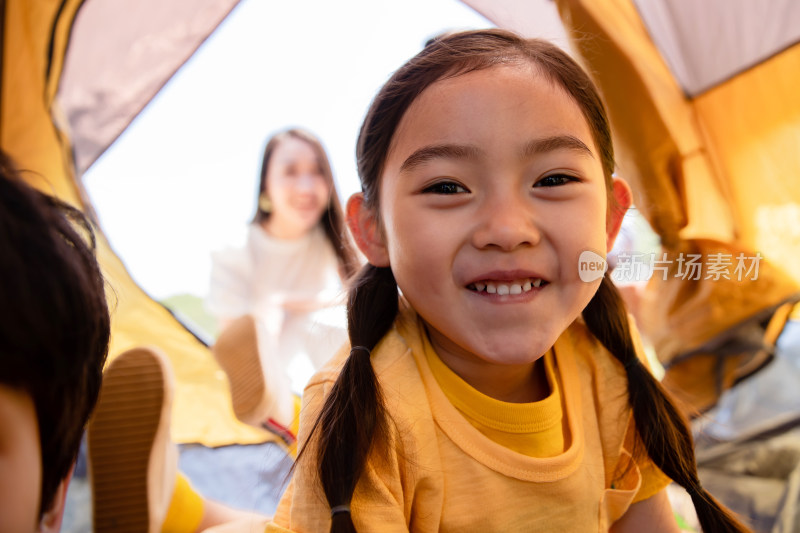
[208,128,359,438]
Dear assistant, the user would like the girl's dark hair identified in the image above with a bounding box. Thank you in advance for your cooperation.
[0,150,110,517]
[253,128,359,279]
[306,29,748,532]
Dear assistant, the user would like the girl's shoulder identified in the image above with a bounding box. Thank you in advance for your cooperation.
[303,342,352,393]
[305,325,419,392]
[297,320,432,458]
[302,310,429,432]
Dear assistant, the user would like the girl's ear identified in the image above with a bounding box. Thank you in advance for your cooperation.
[37,464,73,533]
[606,177,633,252]
[346,193,390,267]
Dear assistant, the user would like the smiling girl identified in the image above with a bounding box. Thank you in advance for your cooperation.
[268,31,749,532]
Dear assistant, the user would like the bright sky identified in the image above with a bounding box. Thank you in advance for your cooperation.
[84,0,491,301]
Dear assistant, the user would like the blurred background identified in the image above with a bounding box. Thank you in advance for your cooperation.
[84,0,496,338]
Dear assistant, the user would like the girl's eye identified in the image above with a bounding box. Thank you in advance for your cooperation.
[422,181,468,195]
[534,174,578,188]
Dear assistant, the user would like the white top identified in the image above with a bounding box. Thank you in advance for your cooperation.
[208,223,348,400]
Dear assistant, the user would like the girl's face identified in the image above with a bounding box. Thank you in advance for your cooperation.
[352,65,629,390]
[264,136,331,240]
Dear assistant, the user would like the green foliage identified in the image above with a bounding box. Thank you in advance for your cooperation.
[160,293,219,341]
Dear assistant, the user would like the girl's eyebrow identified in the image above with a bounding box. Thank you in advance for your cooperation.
[398,135,593,173]
[399,143,481,173]
[521,135,594,158]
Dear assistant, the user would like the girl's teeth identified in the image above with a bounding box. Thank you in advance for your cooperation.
[472,278,543,294]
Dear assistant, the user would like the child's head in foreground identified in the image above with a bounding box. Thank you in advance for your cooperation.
[303,29,748,533]
[0,150,110,532]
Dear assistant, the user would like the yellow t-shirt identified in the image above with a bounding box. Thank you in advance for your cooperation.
[424,332,666,504]
[269,304,672,532]
[426,348,565,458]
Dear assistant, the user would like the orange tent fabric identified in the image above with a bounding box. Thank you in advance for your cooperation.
[1,0,272,446]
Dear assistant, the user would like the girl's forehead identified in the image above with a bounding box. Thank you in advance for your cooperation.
[387,65,594,163]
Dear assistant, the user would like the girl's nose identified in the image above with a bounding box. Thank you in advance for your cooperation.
[471,194,541,251]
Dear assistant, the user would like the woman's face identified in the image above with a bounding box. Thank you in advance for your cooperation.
[264,136,332,240]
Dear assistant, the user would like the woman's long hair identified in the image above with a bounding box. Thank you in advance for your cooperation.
[303,30,749,533]
[254,128,359,279]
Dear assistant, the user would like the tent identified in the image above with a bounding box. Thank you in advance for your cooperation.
[1,0,271,447]
[4,0,800,528]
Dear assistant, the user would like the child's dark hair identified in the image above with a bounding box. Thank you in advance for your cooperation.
[253,128,360,279]
[0,150,110,517]
[305,29,749,532]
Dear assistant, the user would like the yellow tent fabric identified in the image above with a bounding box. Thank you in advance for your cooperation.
[693,45,800,277]
[2,0,272,446]
[552,0,800,410]
[2,0,84,205]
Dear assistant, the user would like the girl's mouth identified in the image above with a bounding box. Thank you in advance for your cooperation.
[467,277,547,295]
